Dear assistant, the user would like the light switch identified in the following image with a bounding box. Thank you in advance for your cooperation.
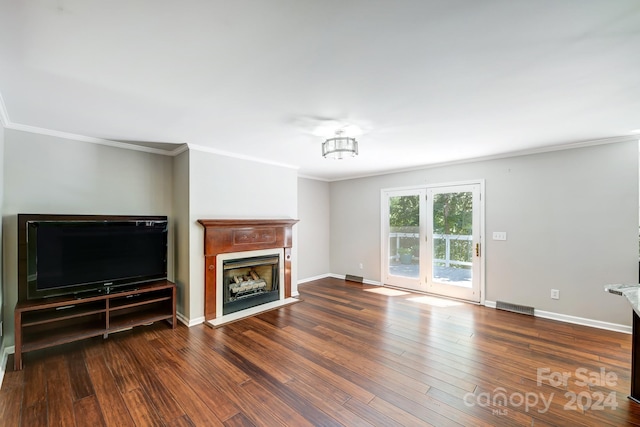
[493,231,507,241]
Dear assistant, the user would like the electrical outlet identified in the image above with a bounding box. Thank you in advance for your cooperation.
[492,231,507,241]
[359,263,363,269]
[551,289,560,300]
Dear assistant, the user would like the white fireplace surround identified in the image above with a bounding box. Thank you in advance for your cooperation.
[207,248,297,327]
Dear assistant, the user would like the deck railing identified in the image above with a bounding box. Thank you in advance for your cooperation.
[390,232,472,267]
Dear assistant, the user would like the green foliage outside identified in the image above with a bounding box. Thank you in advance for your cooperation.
[389,195,420,259]
[433,192,472,235]
[434,192,473,267]
[389,193,473,267]
[389,195,419,227]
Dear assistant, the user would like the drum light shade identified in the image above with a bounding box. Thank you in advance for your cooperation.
[322,131,358,159]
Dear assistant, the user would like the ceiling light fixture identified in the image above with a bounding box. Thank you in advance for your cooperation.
[322,130,358,159]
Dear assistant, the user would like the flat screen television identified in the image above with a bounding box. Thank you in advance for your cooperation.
[18,214,168,300]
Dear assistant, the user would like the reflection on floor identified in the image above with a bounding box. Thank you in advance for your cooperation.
[389,263,471,287]
[363,287,411,297]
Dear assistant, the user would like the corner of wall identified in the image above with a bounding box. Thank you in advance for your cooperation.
[0,344,14,389]
[0,102,6,372]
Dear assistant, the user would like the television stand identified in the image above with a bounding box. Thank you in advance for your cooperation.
[72,285,139,300]
[13,280,176,370]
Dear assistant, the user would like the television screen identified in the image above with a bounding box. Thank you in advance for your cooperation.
[20,215,168,299]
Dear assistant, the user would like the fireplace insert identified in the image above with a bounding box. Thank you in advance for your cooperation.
[222,254,280,315]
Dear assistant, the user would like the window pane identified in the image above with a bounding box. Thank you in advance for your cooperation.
[432,192,472,286]
[388,195,419,278]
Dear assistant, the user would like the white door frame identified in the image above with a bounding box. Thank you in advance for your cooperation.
[381,180,485,303]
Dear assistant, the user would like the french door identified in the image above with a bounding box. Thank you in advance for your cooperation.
[382,183,482,302]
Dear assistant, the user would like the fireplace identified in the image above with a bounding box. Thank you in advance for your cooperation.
[219,250,283,315]
[198,219,299,326]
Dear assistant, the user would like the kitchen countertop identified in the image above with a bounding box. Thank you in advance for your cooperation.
[605,284,640,317]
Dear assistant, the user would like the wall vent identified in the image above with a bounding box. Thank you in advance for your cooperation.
[496,301,534,316]
[345,274,364,283]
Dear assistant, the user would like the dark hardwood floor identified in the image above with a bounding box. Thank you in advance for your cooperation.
[2,277,640,426]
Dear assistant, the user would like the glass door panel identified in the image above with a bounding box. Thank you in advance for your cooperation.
[427,184,480,301]
[383,189,426,291]
[432,191,473,286]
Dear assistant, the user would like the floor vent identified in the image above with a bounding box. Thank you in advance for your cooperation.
[496,301,535,316]
[345,274,364,283]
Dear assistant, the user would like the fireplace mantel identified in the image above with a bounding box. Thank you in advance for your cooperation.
[198,218,299,321]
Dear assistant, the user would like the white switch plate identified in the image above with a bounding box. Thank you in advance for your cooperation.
[493,231,507,241]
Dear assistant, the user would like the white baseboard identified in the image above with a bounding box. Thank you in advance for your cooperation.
[0,345,7,389]
[0,344,15,390]
[176,311,205,327]
[187,316,205,326]
[296,279,631,334]
[299,273,382,286]
[325,273,382,286]
[484,300,631,334]
[534,309,631,334]
[297,273,332,284]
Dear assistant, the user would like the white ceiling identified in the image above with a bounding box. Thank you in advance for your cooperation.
[1,1,639,180]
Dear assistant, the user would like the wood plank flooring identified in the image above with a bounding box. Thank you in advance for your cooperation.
[2,277,640,426]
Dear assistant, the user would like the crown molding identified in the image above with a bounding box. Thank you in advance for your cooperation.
[326,135,640,182]
[187,143,299,171]
[4,119,299,169]
[0,91,297,168]
[297,173,331,182]
[170,144,189,156]
[1,90,636,177]
[0,90,188,156]
[7,122,184,156]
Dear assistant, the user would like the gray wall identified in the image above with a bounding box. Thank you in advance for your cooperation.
[0,130,301,335]
[172,150,190,318]
[2,126,635,342]
[0,121,4,351]
[186,149,299,323]
[2,129,174,345]
[329,141,638,326]
[297,178,330,280]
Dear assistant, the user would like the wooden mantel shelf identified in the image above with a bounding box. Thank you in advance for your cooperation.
[197,219,299,228]
[198,219,299,255]
[198,218,299,321]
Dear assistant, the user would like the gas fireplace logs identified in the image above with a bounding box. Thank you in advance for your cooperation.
[229,269,267,299]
